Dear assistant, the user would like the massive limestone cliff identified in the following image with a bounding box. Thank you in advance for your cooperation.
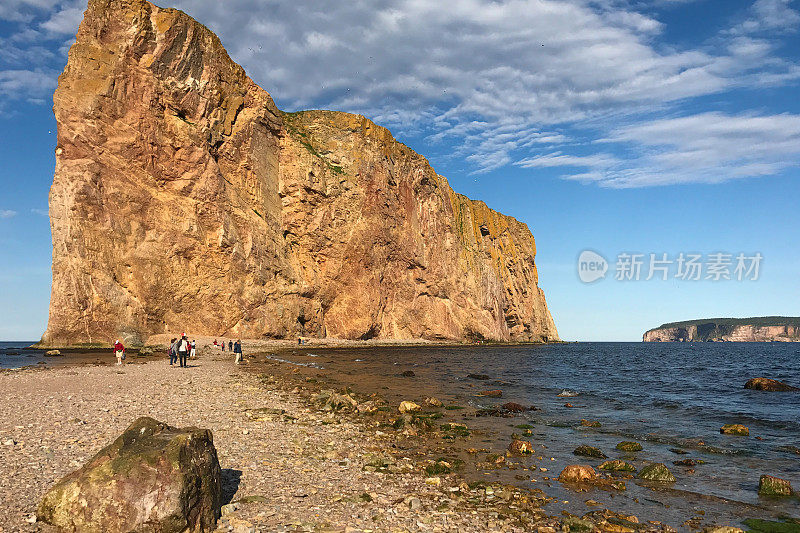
[41,0,558,346]
[643,317,800,342]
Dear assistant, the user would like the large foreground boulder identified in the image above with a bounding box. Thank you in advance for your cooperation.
[38,417,221,532]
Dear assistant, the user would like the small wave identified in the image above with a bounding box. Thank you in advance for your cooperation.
[305,353,320,357]
[557,389,579,397]
[264,355,323,369]
[354,359,364,362]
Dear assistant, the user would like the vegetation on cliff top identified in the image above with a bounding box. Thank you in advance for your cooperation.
[653,316,800,330]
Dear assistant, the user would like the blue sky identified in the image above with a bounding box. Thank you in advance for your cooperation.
[1,0,799,341]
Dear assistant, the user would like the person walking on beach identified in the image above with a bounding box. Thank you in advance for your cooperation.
[233,339,243,364]
[228,340,233,352]
[221,340,225,352]
[177,334,189,367]
[114,339,125,365]
[169,337,178,366]
[190,339,196,359]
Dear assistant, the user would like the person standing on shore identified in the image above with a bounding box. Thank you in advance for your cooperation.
[228,340,233,352]
[233,339,243,364]
[169,337,178,366]
[177,334,189,368]
[221,340,225,352]
[114,339,125,365]
[190,339,196,359]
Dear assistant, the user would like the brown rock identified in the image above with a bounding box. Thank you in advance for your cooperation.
[508,439,534,454]
[398,401,421,414]
[477,390,503,398]
[558,465,597,483]
[37,417,221,531]
[744,378,800,392]
[501,402,527,412]
[40,0,558,346]
[720,424,749,436]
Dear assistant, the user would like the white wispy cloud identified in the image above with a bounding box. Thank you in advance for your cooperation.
[0,210,18,219]
[561,112,800,187]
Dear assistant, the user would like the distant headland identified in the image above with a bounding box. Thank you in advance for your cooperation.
[643,316,800,342]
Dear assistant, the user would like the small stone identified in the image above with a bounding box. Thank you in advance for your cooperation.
[758,475,794,497]
[558,465,597,483]
[401,370,415,377]
[425,477,441,486]
[502,402,527,412]
[580,419,601,428]
[423,397,442,407]
[398,401,421,413]
[467,374,490,380]
[616,441,643,452]
[407,497,422,510]
[573,445,606,458]
[508,439,534,454]
[638,463,676,482]
[44,350,62,356]
[720,424,749,436]
[221,503,239,516]
[477,390,503,398]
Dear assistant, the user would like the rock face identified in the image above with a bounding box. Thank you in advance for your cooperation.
[37,416,221,531]
[643,317,800,342]
[41,0,558,346]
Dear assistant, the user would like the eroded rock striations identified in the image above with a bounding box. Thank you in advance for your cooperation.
[42,0,558,346]
[643,317,800,342]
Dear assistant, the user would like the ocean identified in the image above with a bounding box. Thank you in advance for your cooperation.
[253,342,800,528]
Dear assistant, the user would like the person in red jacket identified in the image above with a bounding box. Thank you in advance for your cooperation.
[114,339,125,365]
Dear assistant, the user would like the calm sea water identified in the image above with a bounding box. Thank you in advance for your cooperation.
[257,342,800,528]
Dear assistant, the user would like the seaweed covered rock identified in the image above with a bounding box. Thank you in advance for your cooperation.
[758,475,794,497]
[616,441,643,452]
[638,463,676,483]
[38,416,221,532]
[573,445,606,458]
[720,424,749,436]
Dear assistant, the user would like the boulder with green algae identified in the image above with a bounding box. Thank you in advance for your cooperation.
[616,441,643,452]
[37,416,221,532]
[638,463,676,482]
[758,475,794,497]
[573,445,607,458]
[599,460,636,472]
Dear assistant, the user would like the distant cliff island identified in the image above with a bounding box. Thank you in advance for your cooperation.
[643,317,800,342]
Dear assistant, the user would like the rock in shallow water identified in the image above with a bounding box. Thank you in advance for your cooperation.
[558,465,597,482]
[573,445,606,458]
[37,416,221,532]
[744,378,799,392]
[758,475,794,497]
[616,441,643,452]
[638,463,676,483]
[720,424,749,436]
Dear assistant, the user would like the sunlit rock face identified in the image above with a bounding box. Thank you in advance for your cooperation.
[42,0,558,346]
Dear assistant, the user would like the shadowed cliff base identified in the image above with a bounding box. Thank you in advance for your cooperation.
[41,0,557,347]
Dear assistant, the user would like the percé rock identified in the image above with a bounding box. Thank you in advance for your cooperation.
[643,317,800,342]
[40,0,558,346]
[37,417,221,532]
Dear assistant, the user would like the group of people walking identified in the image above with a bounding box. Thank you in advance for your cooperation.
[169,334,196,367]
[112,335,243,366]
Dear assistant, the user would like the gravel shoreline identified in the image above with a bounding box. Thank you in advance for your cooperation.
[0,349,680,532]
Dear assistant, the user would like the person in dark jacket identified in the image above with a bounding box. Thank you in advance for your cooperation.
[169,338,178,366]
[228,340,233,352]
[233,339,243,364]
